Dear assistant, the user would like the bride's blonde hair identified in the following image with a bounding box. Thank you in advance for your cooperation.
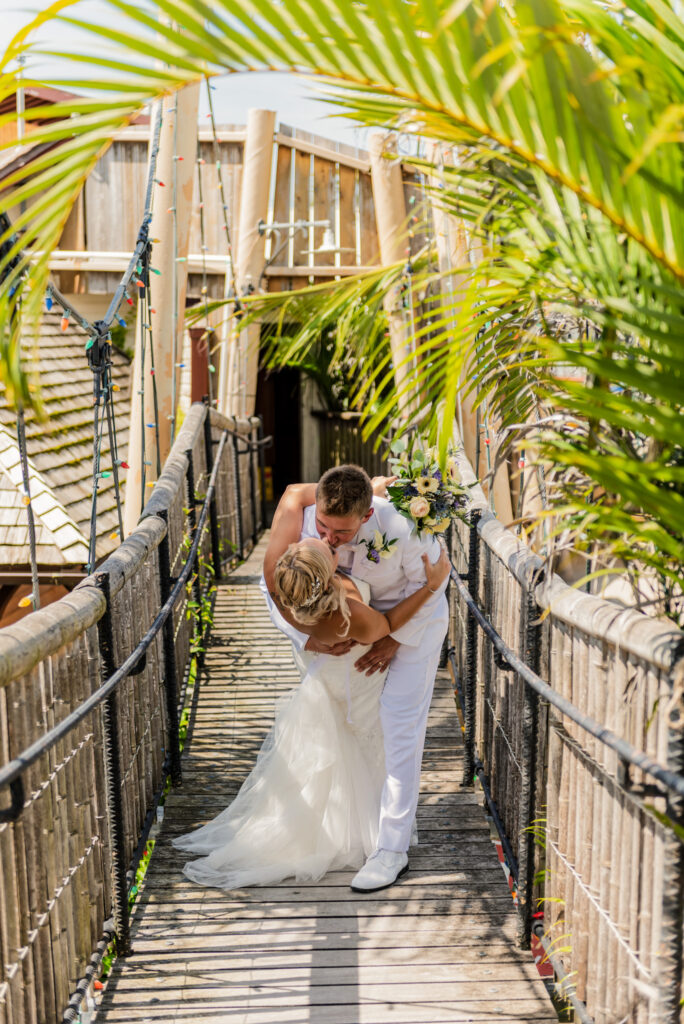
[274,541,351,635]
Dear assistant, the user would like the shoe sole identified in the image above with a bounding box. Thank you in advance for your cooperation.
[350,861,409,894]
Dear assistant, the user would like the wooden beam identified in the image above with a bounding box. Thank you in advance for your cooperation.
[274,131,371,173]
[46,253,379,278]
[224,108,277,418]
[114,126,247,144]
[125,83,200,534]
[264,264,376,278]
[369,131,413,410]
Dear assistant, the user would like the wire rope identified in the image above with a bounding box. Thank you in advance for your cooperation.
[16,403,40,609]
[196,134,214,408]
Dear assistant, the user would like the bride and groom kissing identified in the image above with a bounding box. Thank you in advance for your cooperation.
[173,464,450,893]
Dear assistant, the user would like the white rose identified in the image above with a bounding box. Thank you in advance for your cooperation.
[409,496,430,518]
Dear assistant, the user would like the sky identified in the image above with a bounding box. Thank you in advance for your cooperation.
[2,0,369,148]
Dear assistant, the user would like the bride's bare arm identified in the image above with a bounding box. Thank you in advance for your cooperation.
[344,548,450,645]
[263,483,318,590]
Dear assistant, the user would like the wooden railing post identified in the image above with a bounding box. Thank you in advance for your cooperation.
[203,410,222,581]
[658,654,684,1021]
[256,414,268,530]
[516,576,542,949]
[231,417,244,562]
[462,511,481,787]
[157,514,182,788]
[248,421,258,547]
[94,571,131,957]
[184,448,202,615]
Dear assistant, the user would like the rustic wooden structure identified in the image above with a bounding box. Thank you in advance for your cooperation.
[0,404,263,1024]
[94,537,556,1024]
[449,464,684,1024]
[46,117,431,423]
[1,408,683,1023]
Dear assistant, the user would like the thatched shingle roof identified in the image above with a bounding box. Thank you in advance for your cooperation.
[0,311,132,567]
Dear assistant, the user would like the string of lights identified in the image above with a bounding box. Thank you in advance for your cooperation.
[6,104,164,575]
[196,135,215,409]
[205,75,243,408]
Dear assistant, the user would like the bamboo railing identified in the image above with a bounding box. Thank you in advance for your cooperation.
[449,502,684,1024]
[0,404,264,1024]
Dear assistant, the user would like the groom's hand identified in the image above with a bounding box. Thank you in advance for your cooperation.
[355,635,400,676]
[304,636,357,656]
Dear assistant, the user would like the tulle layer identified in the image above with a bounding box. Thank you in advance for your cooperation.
[173,650,386,889]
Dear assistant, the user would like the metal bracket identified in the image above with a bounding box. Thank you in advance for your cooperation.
[127,651,147,677]
[0,777,24,823]
[494,650,515,673]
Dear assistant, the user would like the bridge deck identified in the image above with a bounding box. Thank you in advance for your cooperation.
[95,537,555,1023]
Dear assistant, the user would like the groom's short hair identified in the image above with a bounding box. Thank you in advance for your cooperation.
[316,465,373,518]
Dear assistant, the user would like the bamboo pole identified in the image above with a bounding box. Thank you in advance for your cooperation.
[223,108,276,418]
[368,132,415,409]
[424,141,472,453]
[125,83,200,533]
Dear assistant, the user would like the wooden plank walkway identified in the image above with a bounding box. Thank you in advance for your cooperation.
[95,536,556,1023]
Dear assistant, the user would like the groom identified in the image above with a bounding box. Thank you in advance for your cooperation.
[261,464,449,892]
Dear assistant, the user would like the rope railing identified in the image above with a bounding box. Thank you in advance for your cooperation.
[449,553,684,802]
[0,403,263,1024]
[448,503,684,1023]
[0,431,228,822]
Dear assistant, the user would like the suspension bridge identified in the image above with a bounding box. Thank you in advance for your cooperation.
[0,73,683,1024]
[0,402,682,1024]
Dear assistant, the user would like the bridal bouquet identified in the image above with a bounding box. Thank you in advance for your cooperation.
[386,436,472,536]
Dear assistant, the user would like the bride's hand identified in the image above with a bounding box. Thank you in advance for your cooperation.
[370,474,397,497]
[422,545,451,593]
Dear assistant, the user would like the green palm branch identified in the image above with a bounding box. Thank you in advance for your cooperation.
[0,0,682,607]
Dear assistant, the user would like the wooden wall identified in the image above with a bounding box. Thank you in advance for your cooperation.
[60,122,433,298]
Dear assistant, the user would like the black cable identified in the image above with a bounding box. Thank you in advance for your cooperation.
[449,561,684,801]
[0,431,229,809]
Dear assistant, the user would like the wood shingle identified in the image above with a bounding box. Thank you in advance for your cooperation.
[0,310,132,567]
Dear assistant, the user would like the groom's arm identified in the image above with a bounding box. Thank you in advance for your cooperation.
[260,484,353,654]
[263,483,317,592]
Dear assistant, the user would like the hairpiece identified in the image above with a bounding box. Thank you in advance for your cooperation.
[299,575,323,608]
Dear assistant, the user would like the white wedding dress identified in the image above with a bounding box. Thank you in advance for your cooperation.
[172,578,388,889]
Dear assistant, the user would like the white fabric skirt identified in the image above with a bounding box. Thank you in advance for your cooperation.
[172,647,387,889]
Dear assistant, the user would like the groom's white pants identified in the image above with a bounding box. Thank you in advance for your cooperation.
[378,615,448,853]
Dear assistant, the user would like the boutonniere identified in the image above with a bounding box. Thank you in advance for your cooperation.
[361,530,398,564]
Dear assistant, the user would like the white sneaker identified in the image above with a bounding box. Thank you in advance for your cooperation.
[350,849,409,893]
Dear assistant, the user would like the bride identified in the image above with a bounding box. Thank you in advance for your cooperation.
[172,532,449,890]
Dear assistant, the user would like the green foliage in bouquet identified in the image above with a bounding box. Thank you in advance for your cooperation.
[386,436,471,537]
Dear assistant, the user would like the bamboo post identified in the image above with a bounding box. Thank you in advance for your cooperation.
[125,83,200,534]
[222,108,276,418]
[425,141,472,453]
[369,132,415,408]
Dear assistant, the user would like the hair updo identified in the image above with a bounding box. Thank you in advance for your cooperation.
[274,541,350,635]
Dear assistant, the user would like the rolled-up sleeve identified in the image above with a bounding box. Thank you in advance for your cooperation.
[389,534,448,647]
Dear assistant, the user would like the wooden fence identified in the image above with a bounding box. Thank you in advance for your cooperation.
[313,410,391,480]
[449,501,684,1024]
[0,405,263,1024]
